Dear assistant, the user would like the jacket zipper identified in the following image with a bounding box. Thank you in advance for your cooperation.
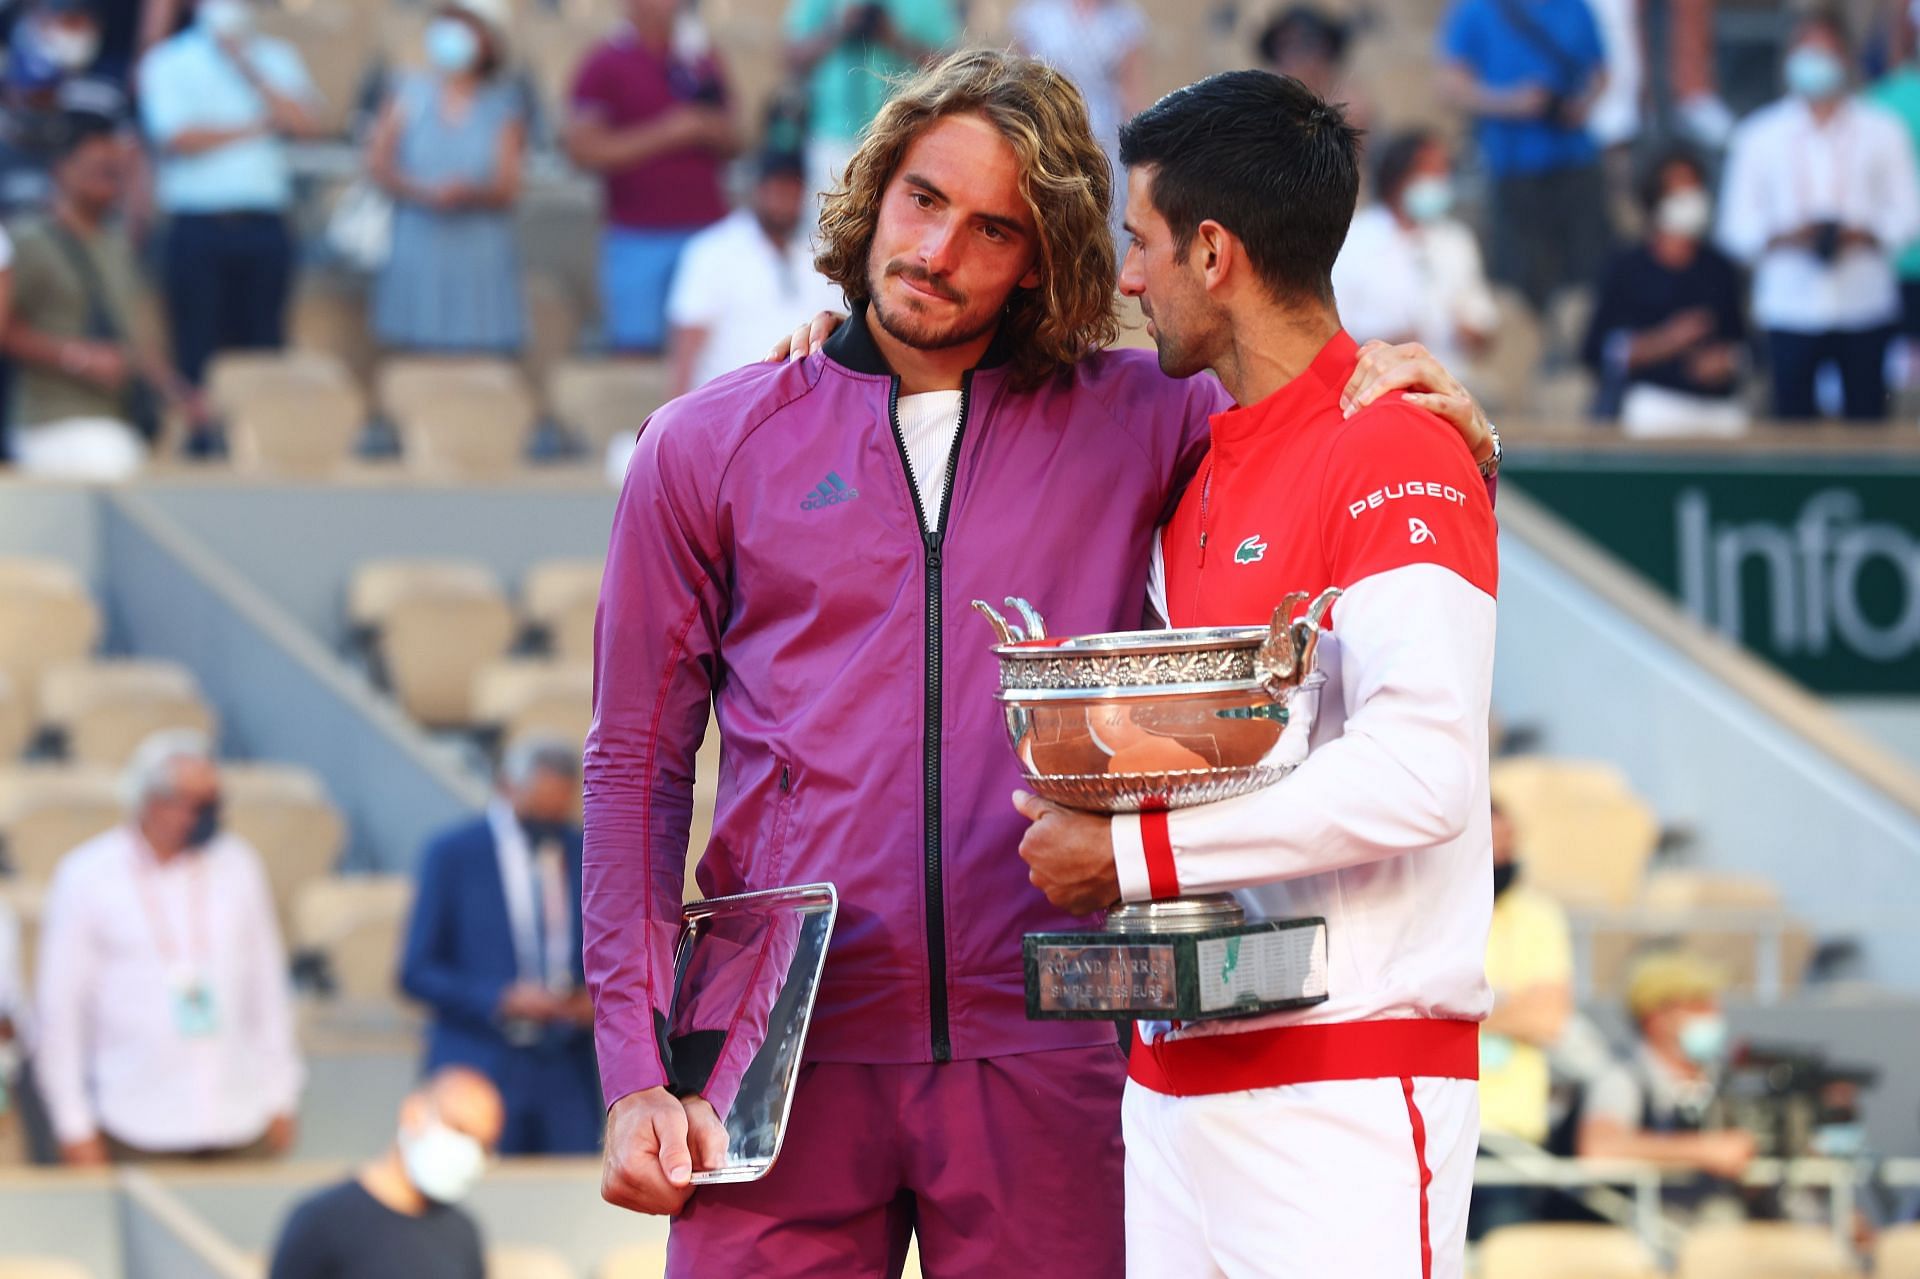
[886,371,973,1064]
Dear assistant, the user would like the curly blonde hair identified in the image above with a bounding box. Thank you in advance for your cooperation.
[815,49,1120,387]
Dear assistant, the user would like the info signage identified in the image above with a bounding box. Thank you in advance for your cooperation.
[1507,453,1920,695]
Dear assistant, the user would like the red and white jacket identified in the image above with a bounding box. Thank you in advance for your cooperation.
[1119,331,1498,1095]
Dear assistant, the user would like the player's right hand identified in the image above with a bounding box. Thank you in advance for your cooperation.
[603,1086,698,1215]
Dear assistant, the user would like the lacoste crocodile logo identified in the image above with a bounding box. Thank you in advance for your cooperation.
[1233,535,1267,564]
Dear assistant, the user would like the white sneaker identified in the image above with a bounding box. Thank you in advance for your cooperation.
[1677,93,1737,148]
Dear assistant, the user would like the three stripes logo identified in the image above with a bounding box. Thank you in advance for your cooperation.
[801,472,860,510]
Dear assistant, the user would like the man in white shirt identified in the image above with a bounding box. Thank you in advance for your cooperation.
[1717,9,1920,420]
[1332,129,1498,370]
[35,729,302,1162]
[665,149,843,397]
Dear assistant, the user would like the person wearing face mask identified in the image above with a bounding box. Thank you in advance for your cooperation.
[365,0,528,355]
[267,1067,502,1279]
[0,0,133,218]
[1469,800,1574,1238]
[1332,128,1500,370]
[1582,146,1750,435]
[1577,950,1757,1201]
[32,729,303,1164]
[1718,7,1920,421]
[136,0,324,435]
[400,735,602,1156]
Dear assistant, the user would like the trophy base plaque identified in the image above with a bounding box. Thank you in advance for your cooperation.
[1023,895,1329,1022]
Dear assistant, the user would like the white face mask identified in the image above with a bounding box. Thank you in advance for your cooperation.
[37,23,100,70]
[198,0,252,39]
[1656,187,1712,240]
[398,1117,487,1204]
[1401,175,1455,224]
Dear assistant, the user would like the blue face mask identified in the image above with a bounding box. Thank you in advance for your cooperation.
[1402,176,1455,224]
[1678,1012,1730,1065]
[425,17,480,73]
[1785,46,1847,101]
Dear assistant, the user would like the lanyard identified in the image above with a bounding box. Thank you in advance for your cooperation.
[133,840,209,978]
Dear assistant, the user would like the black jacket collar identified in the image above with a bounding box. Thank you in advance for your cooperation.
[822,302,1018,379]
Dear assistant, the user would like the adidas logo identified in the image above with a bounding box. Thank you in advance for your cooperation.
[801,472,860,510]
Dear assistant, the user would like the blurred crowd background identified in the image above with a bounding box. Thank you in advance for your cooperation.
[0,0,1917,1275]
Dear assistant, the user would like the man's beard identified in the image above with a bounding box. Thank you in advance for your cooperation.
[868,258,1001,352]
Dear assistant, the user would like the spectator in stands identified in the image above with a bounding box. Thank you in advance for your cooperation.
[565,0,739,355]
[1332,129,1498,368]
[1438,0,1610,317]
[1011,0,1144,237]
[1471,800,1574,1239]
[1718,8,1920,421]
[1255,6,1370,135]
[0,0,137,219]
[1577,950,1756,1186]
[400,736,600,1156]
[34,729,302,1163]
[366,0,527,356]
[138,0,324,410]
[3,112,211,478]
[784,0,958,204]
[267,1067,501,1279]
[1583,146,1748,434]
[665,148,842,399]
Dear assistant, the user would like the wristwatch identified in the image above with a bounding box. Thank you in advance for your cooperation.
[1478,420,1502,480]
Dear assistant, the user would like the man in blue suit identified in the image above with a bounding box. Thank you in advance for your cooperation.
[401,736,603,1154]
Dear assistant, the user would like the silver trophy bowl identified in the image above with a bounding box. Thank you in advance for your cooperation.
[974,589,1340,814]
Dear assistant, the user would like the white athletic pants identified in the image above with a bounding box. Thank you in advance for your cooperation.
[1122,1075,1479,1279]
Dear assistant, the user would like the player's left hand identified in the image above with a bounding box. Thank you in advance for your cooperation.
[1340,339,1493,468]
[1012,790,1121,915]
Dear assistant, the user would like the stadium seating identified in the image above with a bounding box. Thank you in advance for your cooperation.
[223,762,349,939]
[1477,1223,1662,1279]
[471,658,594,750]
[1490,757,1661,908]
[348,559,517,726]
[1675,1221,1861,1278]
[293,875,413,1003]
[0,559,100,724]
[210,351,368,474]
[375,357,540,476]
[37,659,219,768]
[547,359,672,457]
[1876,1223,1920,1278]
[521,557,603,660]
[0,765,119,884]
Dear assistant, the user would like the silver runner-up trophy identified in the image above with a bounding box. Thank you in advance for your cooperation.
[973,593,1340,1023]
